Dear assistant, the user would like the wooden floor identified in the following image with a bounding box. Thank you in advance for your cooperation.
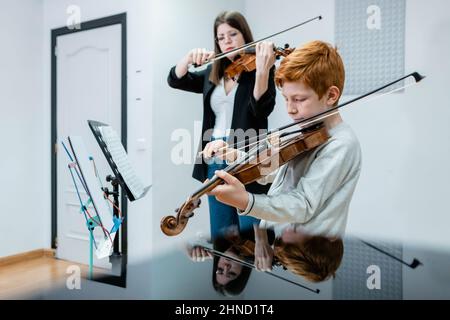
[0,254,89,299]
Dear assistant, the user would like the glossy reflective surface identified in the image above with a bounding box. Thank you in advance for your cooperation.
[31,226,450,300]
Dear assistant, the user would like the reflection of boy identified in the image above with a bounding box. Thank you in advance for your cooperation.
[210,40,362,238]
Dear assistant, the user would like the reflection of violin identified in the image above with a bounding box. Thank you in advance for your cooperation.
[229,238,282,268]
[161,72,425,237]
[192,16,322,68]
[224,44,294,80]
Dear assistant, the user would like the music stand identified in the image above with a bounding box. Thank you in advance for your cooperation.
[87,120,150,268]
[88,120,150,202]
[62,121,149,287]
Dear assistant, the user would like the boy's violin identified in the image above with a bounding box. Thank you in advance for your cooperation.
[161,123,330,237]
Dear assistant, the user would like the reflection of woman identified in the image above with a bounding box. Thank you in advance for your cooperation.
[188,226,274,296]
[212,236,252,296]
[224,224,344,283]
[167,11,276,240]
[187,238,252,297]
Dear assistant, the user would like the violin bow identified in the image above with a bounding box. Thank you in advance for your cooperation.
[199,245,321,294]
[184,73,426,235]
[193,15,322,68]
[221,72,426,156]
[277,72,426,133]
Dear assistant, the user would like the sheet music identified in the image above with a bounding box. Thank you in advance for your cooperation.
[99,126,145,199]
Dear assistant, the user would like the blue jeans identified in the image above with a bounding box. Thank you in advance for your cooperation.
[206,137,259,240]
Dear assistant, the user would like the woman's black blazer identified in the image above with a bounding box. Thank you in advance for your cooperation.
[167,65,276,194]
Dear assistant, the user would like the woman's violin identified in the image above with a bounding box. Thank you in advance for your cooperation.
[224,44,295,80]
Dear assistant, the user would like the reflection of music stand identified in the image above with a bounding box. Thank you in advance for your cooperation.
[65,136,118,279]
[87,120,150,262]
[63,121,149,287]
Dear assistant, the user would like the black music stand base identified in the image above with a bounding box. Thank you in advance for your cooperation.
[103,174,122,273]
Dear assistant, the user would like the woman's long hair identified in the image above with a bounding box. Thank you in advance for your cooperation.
[209,11,254,85]
[211,236,252,296]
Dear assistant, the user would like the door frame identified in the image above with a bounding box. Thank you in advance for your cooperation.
[51,13,127,287]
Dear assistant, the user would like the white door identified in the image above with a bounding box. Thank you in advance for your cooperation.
[56,24,122,269]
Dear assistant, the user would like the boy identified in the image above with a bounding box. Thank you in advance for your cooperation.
[209,40,362,238]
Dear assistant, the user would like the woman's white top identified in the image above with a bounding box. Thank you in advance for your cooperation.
[210,78,238,138]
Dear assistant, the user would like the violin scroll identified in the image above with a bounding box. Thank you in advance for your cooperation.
[161,198,201,236]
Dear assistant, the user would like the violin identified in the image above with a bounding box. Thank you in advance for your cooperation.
[161,72,425,237]
[224,44,295,80]
[192,16,322,69]
[161,123,330,237]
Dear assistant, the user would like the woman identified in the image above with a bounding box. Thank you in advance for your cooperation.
[187,225,274,296]
[188,224,343,286]
[168,11,276,240]
[186,239,252,297]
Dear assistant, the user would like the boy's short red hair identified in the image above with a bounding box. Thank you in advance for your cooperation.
[275,40,345,105]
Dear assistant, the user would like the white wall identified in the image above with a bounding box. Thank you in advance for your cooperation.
[245,0,335,129]
[2,0,449,292]
[150,0,246,256]
[0,0,45,257]
[0,0,246,285]
[348,0,450,250]
[40,0,247,266]
[246,0,450,251]
[41,0,153,264]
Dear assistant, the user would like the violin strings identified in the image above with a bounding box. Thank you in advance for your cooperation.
[200,110,327,160]
[205,108,338,162]
[199,117,300,157]
[207,129,297,163]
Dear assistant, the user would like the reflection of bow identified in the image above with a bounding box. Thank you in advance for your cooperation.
[200,245,320,294]
[360,240,423,269]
